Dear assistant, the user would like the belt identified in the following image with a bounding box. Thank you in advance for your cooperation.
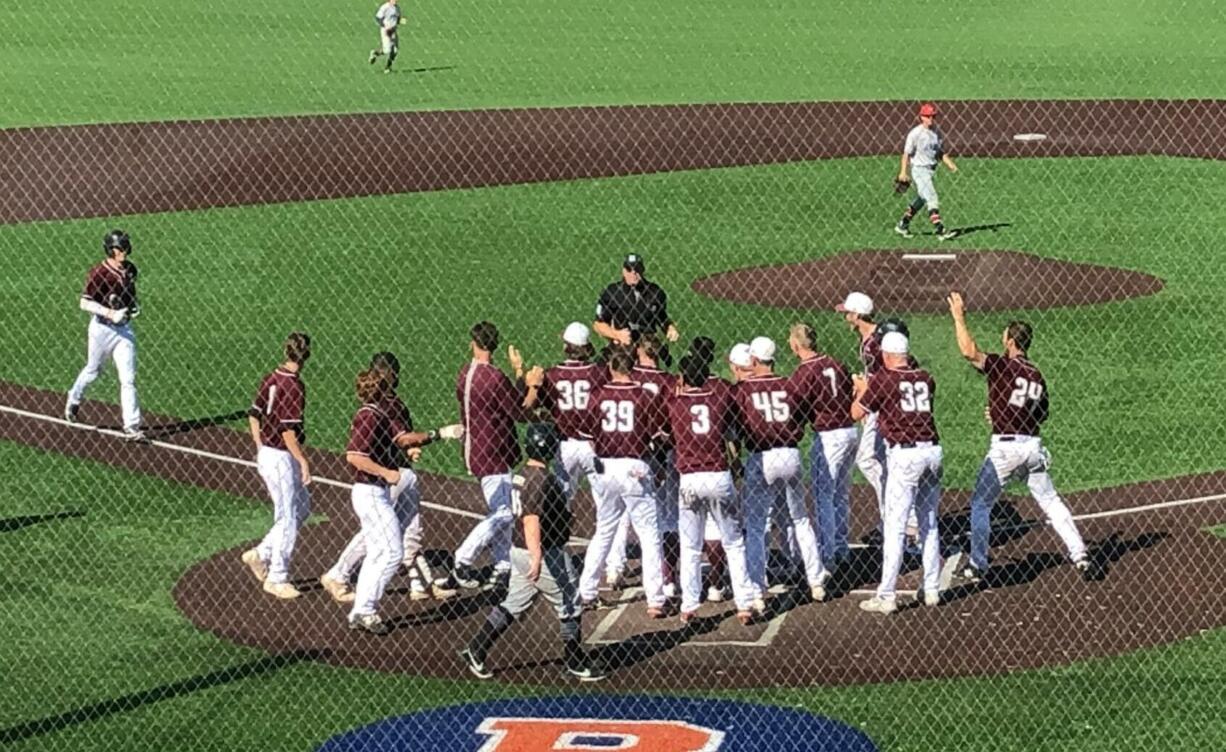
[888,440,938,450]
[992,434,1037,442]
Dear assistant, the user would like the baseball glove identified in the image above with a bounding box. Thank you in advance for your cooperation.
[893,177,911,194]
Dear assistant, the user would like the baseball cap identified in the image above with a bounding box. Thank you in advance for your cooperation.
[623,253,646,274]
[562,321,590,347]
[728,343,752,369]
[835,291,874,317]
[918,103,938,117]
[749,336,777,362]
[881,331,910,354]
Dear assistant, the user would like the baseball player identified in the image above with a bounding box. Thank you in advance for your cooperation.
[733,336,830,605]
[852,332,944,614]
[786,323,858,570]
[341,368,406,635]
[241,333,313,600]
[460,423,606,682]
[542,322,606,501]
[668,355,756,625]
[320,352,464,604]
[445,321,544,592]
[576,347,669,617]
[946,292,1098,582]
[369,0,402,73]
[895,102,959,240]
[65,230,144,440]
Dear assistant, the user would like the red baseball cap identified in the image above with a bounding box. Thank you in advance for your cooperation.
[918,103,938,117]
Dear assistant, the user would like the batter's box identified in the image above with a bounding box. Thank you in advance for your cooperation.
[585,588,790,649]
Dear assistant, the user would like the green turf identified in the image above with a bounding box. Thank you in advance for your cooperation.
[1,0,1223,127]
[2,440,1224,752]
[1,156,1222,491]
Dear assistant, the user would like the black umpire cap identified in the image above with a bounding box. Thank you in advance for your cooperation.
[623,253,645,274]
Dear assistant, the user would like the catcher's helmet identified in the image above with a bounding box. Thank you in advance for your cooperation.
[523,422,560,463]
[103,229,132,257]
[879,317,910,338]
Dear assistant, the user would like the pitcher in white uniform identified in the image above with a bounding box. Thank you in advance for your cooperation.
[895,102,960,240]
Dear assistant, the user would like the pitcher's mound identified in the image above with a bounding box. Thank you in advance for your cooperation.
[692,250,1163,313]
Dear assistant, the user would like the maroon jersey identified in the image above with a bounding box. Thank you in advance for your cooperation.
[631,365,675,398]
[982,354,1048,436]
[860,367,939,445]
[585,382,666,459]
[859,333,885,376]
[382,394,414,465]
[668,386,734,474]
[734,374,805,452]
[544,360,607,440]
[456,360,524,477]
[250,369,306,450]
[346,403,399,485]
[788,355,855,432]
[82,260,138,322]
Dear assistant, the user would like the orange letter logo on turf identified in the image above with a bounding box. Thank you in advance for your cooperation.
[475,717,725,751]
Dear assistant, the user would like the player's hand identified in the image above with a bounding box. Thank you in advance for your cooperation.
[614,329,632,346]
[508,345,524,375]
[300,462,313,487]
[438,423,464,440]
[524,366,545,388]
[527,555,542,582]
[946,291,965,317]
[107,308,128,325]
[406,447,423,462]
[665,324,680,343]
[383,468,401,486]
[852,373,868,396]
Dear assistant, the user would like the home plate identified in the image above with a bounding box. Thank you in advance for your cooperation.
[902,253,956,261]
[1013,133,1048,142]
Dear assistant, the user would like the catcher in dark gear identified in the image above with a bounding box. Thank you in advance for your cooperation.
[460,423,607,683]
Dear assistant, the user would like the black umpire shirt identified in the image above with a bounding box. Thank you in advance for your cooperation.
[595,278,672,342]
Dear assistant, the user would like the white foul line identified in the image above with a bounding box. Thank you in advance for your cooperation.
[0,403,485,521]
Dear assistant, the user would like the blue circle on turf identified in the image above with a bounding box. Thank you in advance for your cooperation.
[317,696,877,751]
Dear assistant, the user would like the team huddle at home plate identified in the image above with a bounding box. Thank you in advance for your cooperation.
[65,234,1099,682]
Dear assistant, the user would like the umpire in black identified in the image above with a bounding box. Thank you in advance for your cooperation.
[593,253,680,363]
[459,423,606,682]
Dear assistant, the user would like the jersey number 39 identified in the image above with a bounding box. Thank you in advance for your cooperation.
[600,400,635,432]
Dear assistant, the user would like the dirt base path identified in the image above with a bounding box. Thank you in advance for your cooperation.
[3,382,1224,689]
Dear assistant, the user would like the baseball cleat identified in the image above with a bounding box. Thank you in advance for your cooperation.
[484,569,511,593]
[646,606,668,619]
[64,403,80,424]
[459,648,493,679]
[320,573,356,604]
[452,566,483,590]
[894,223,913,238]
[956,564,986,585]
[859,596,898,615]
[1074,557,1103,582]
[348,612,391,635]
[240,549,268,583]
[706,586,725,603]
[810,570,832,602]
[408,578,430,601]
[580,596,617,612]
[262,581,302,600]
[431,579,459,600]
[122,428,149,443]
[565,662,608,683]
[368,50,378,64]
[736,610,756,626]
[920,589,941,607]
[938,230,958,241]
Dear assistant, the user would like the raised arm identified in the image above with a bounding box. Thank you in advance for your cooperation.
[946,292,987,370]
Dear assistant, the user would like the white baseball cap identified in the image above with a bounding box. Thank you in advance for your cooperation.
[749,336,777,362]
[836,291,874,317]
[881,331,909,354]
[562,322,590,346]
[728,343,752,368]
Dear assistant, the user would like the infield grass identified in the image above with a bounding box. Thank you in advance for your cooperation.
[1,441,1224,752]
[0,0,1223,127]
[1,156,1223,491]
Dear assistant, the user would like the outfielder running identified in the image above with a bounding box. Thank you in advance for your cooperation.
[242,333,313,600]
[946,292,1098,583]
[895,102,959,240]
[65,230,144,440]
[369,0,402,73]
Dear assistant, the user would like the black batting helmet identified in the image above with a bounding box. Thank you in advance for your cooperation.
[523,422,560,463]
[879,317,910,338]
[103,230,131,257]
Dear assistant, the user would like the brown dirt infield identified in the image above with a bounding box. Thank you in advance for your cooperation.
[2,99,1225,688]
[692,249,1166,313]
[3,381,1225,689]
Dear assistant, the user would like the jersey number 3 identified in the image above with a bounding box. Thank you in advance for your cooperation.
[899,382,931,412]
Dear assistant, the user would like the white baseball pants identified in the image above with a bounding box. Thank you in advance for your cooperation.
[348,482,403,618]
[810,426,858,567]
[876,444,943,600]
[856,412,886,516]
[677,471,754,612]
[67,318,141,431]
[911,164,940,209]
[743,447,826,596]
[555,438,597,501]
[329,467,425,582]
[255,446,311,584]
[454,473,514,573]
[578,458,665,607]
